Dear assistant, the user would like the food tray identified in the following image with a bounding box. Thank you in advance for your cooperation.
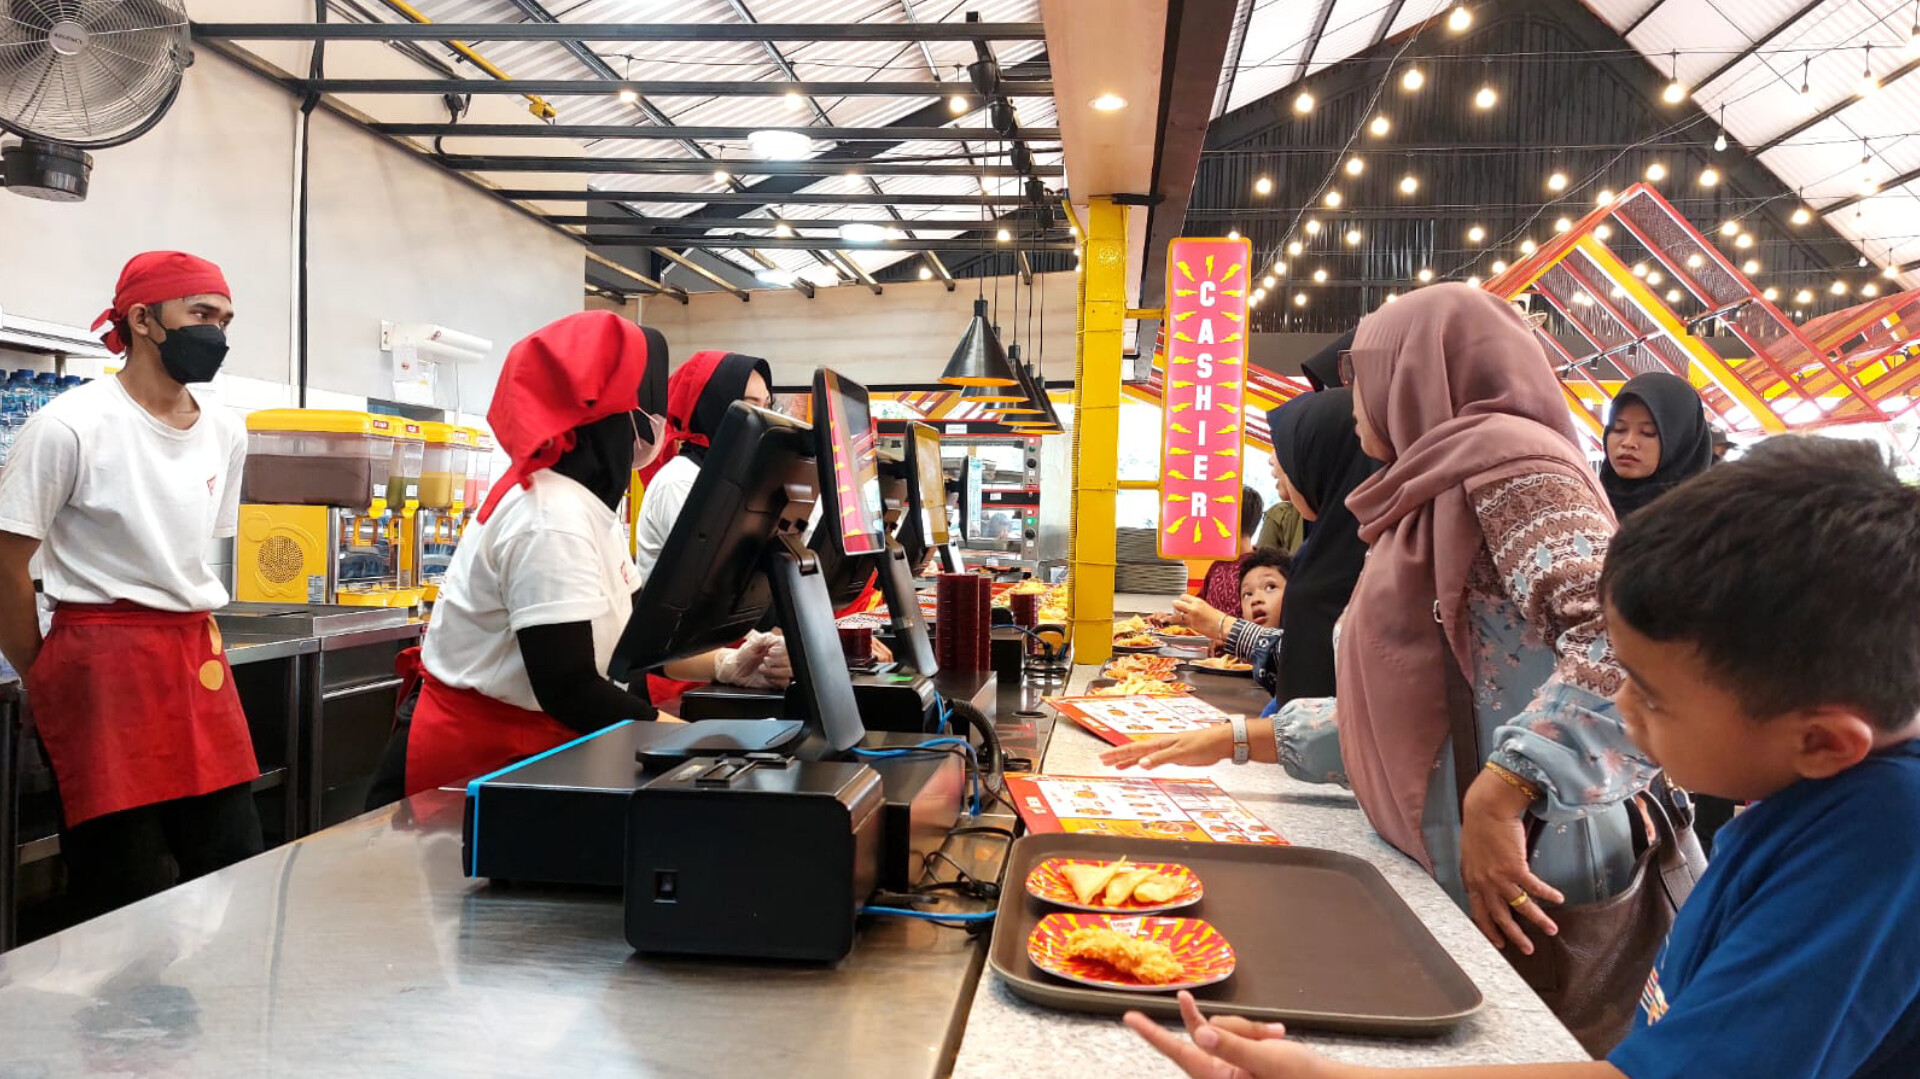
[988,833,1484,1034]
[1084,678,1194,697]
[1178,659,1254,679]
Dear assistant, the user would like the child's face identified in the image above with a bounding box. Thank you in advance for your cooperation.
[1240,567,1285,628]
[1608,604,1820,802]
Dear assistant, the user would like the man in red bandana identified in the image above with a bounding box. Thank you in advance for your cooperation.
[0,251,257,918]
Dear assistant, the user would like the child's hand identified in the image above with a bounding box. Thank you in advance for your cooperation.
[1124,991,1339,1079]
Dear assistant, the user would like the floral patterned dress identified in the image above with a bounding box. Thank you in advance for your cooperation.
[1271,473,1658,905]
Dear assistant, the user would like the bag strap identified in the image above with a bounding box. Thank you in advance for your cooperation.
[1637,774,1706,910]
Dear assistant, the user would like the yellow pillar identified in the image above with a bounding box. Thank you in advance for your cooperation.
[1068,197,1127,664]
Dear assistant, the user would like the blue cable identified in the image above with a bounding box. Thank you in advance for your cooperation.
[859,905,996,923]
[851,736,982,816]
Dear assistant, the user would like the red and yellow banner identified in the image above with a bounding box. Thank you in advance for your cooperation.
[1158,237,1249,561]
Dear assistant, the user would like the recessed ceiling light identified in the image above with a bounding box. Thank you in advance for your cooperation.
[747,129,812,160]
[1090,93,1128,111]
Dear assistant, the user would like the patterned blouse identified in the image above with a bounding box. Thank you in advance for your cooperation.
[1271,472,1659,903]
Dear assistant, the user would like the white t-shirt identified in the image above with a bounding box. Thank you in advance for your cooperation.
[0,377,246,612]
[423,469,640,711]
[632,453,699,584]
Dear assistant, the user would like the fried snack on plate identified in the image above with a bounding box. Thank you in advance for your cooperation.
[1193,656,1253,672]
[1061,926,1186,985]
[1112,615,1154,636]
[1104,867,1155,907]
[1156,624,1204,637]
[1112,634,1161,648]
[1106,654,1179,680]
[1062,859,1126,906]
[1130,874,1182,905]
[1091,676,1193,698]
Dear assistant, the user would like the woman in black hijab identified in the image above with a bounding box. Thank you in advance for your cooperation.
[1264,388,1376,703]
[1600,371,1713,519]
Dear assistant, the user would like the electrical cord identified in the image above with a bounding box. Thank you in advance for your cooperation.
[851,736,982,816]
[858,905,997,925]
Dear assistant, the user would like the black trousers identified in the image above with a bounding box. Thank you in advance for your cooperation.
[60,781,264,921]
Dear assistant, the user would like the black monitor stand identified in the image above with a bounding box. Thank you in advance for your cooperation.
[936,543,965,574]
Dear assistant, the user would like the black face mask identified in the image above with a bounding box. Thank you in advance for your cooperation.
[154,323,229,384]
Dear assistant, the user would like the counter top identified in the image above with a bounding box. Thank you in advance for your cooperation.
[949,665,1587,1077]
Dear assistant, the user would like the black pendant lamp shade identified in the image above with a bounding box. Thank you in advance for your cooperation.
[940,298,1020,387]
[992,345,1045,415]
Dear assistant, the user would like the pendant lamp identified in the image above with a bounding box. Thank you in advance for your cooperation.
[992,344,1046,415]
[940,298,1021,387]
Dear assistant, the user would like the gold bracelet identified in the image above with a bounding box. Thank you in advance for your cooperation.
[1484,761,1542,803]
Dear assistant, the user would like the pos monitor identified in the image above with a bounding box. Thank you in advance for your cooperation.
[807,370,938,676]
[896,421,963,575]
[609,400,866,761]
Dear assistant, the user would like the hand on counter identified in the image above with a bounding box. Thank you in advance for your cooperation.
[1460,769,1562,954]
[1126,991,1332,1079]
[1171,595,1232,642]
[1100,724,1236,770]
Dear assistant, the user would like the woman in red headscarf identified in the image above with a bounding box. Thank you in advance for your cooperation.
[371,311,730,801]
[0,251,258,919]
[633,349,773,581]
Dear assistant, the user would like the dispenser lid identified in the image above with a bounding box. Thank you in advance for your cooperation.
[247,408,382,437]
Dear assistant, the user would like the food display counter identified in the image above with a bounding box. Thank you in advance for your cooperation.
[0,603,1581,1077]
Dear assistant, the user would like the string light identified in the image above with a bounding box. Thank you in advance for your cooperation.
[949,94,968,114]
[1402,66,1425,91]
[1385,292,1399,303]
[1795,289,1814,305]
[1313,268,1329,283]
[1294,90,1315,114]
[999,228,1014,242]
[1698,167,1720,187]
[1792,206,1813,225]
[1467,275,1483,287]
[1304,219,1322,235]
[1596,224,1613,240]
[1863,282,1881,297]
[919,265,933,280]
[1666,289,1682,302]
[1860,175,1881,197]
[1491,259,1509,273]
[1647,270,1665,286]
[1632,263,1648,277]
[1262,275,1277,289]
[1288,240,1305,255]
[1597,188,1615,205]
[1273,260,1287,275]
[1475,83,1498,109]
[1400,173,1420,194]
[1860,256,1871,268]
[1686,253,1704,268]
[1345,228,1363,246]
[1467,224,1487,244]
[1294,292,1308,307]
[1555,217,1574,233]
[1764,287,1780,301]
[1662,51,1686,103]
[1418,267,1435,282]
[1734,233,1754,250]
[1800,58,1811,95]
[1251,289,1264,305]
[1448,5,1472,32]
[1860,44,1879,96]
[1742,259,1761,274]
[1254,176,1273,196]
[1832,279,1850,295]
[1324,189,1344,208]
[1345,156,1365,176]
[1886,263,1902,279]
[1520,238,1537,254]
[773,222,794,238]
[1645,162,1667,182]
[618,86,640,105]
[1719,220,1740,237]
[1370,115,1391,137]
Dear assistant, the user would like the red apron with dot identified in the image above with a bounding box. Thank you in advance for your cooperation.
[28,602,259,827]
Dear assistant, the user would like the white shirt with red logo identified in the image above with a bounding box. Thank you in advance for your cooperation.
[423,469,639,711]
[0,376,245,612]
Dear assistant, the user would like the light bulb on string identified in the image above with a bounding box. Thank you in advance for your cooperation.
[1345,156,1365,176]
[1370,115,1391,137]
[1400,173,1420,194]
[1294,91,1315,114]
[1764,286,1780,301]
[1698,167,1720,187]
[1795,289,1814,305]
[1547,170,1568,191]
[1448,5,1472,32]
[1687,253,1704,269]
[1262,275,1276,289]
[1647,270,1665,286]
[1521,238,1537,254]
[1324,189,1343,208]
[919,265,933,280]
[1800,58,1811,95]
[1646,162,1667,182]
[1294,292,1308,307]
[1491,259,1508,274]
[1273,260,1287,275]
[1288,240,1304,255]
[1313,268,1328,283]
[1418,267,1435,282]
[1719,220,1740,237]
[1254,175,1273,196]
[949,94,968,114]
[1555,217,1573,233]
[1734,233,1753,250]
[1860,44,1879,96]
[1304,218,1322,235]
[1792,205,1813,225]
[1886,263,1902,280]
[1714,105,1728,152]
[1832,280,1850,295]
[1743,259,1761,274]
[1662,51,1686,103]
[1345,228,1363,246]
[1863,282,1881,297]
[1225,229,1238,241]
[1666,289,1682,303]
[1597,188,1615,206]
[1402,66,1426,91]
[1467,275,1483,287]
[1632,263,1649,277]
[1596,224,1613,240]
[1467,224,1487,244]
[1860,256,1871,268]
[1475,83,1497,109]
[1385,292,1399,303]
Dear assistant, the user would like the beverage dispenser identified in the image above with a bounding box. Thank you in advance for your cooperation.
[236,410,396,605]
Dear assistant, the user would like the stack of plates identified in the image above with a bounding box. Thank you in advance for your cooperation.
[1114,527,1191,595]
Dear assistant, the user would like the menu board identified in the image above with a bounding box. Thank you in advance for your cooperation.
[1159,236,1250,561]
[1005,774,1286,845]
[1047,694,1234,748]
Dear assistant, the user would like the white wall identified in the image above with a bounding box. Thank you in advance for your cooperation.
[643,272,1083,387]
[0,5,584,416]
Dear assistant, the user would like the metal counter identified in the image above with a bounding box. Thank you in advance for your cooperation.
[0,669,1052,1078]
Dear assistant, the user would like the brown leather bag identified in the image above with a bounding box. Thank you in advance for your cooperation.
[1443,634,1707,1057]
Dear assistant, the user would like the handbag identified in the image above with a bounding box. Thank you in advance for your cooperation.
[1442,626,1706,1057]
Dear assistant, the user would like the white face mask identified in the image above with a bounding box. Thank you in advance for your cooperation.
[631,410,668,473]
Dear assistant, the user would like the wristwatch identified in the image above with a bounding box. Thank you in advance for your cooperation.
[1229,715,1250,765]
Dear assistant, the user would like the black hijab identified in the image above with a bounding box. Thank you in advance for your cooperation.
[1600,371,1712,519]
[1299,330,1354,393]
[681,352,771,466]
[1268,388,1377,704]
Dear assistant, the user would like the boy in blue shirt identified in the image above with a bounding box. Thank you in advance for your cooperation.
[1125,435,1920,1079]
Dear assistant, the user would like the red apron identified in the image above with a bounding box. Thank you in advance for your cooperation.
[400,647,580,797]
[29,602,258,827]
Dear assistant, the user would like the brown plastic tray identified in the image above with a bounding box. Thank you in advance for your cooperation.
[989,833,1484,1035]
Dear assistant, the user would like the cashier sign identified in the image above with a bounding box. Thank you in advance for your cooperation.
[1158,237,1249,561]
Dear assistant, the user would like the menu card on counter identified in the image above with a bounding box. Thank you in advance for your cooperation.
[1005,774,1286,845]
[1046,694,1233,747]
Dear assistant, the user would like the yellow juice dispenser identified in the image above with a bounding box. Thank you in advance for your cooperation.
[237,410,392,604]
[371,421,428,602]
[417,422,466,597]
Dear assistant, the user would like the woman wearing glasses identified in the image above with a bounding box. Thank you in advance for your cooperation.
[1108,286,1651,1043]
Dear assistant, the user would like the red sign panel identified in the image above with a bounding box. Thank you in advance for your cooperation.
[1159,237,1249,561]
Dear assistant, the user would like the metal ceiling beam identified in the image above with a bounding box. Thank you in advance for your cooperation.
[734,248,816,299]
[1822,163,1920,215]
[1693,0,1825,92]
[370,122,1062,141]
[499,188,1036,206]
[281,78,1049,97]
[194,21,1046,42]
[1370,0,1410,46]
[588,236,1075,252]
[1139,0,1241,313]
[651,247,751,300]
[437,155,1064,177]
[544,214,1068,230]
[1212,0,1254,117]
[585,251,688,303]
[828,251,885,295]
[1289,0,1340,84]
[1752,54,1920,155]
[1620,0,1668,38]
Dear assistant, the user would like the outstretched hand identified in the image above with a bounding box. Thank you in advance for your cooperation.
[1124,991,1338,1079]
[1099,725,1236,770]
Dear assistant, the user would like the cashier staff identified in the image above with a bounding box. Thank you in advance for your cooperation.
[0,251,258,917]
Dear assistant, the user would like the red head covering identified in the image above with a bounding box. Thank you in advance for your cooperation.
[476,310,660,523]
[636,349,771,484]
[92,251,231,355]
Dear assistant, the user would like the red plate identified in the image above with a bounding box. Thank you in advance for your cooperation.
[1027,913,1236,992]
[1026,858,1204,913]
